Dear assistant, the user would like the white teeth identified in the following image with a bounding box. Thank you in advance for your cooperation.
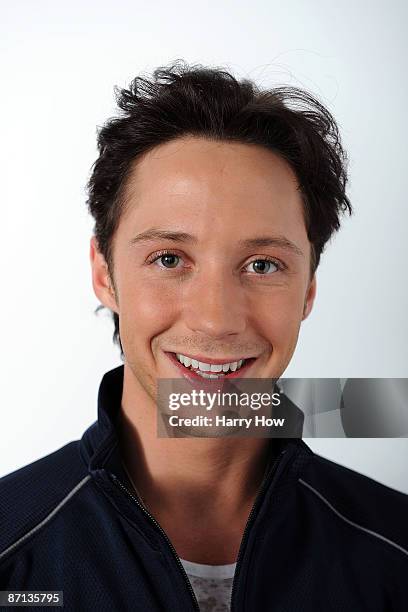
[175,353,248,374]
[197,371,221,379]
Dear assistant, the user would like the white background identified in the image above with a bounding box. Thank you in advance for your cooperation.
[1,1,407,493]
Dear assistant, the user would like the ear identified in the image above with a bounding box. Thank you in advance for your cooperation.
[302,274,317,321]
[89,236,119,313]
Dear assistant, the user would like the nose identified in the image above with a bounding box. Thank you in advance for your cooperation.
[182,266,247,339]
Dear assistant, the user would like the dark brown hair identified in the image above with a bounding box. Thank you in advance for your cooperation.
[86,60,352,355]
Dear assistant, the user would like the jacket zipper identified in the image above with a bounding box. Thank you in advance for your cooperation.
[109,472,200,612]
[229,448,287,612]
[110,447,287,612]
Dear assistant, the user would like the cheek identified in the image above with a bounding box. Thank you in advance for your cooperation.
[119,279,180,340]
[250,290,304,345]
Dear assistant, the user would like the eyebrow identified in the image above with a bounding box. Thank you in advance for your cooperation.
[129,229,304,257]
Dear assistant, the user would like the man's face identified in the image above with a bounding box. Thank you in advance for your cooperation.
[91,136,316,400]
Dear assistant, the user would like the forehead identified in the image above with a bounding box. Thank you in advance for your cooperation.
[118,136,308,244]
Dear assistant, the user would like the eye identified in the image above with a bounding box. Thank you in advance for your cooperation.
[147,250,182,269]
[245,258,282,275]
[156,253,180,268]
[158,254,179,268]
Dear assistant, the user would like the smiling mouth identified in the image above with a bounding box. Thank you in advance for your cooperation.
[165,352,257,379]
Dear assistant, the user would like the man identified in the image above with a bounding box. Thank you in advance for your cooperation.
[1,61,407,611]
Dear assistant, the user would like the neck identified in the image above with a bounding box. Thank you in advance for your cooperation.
[118,362,271,517]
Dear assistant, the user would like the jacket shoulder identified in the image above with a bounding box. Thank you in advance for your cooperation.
[0,441,90,561]
[300,452,408,560]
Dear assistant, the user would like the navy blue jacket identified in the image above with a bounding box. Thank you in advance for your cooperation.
[1,365,408,611]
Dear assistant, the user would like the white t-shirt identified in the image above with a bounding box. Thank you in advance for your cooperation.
[180,557,237,612]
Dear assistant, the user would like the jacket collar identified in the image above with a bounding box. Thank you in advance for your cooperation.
[79,364,126,477]
[79,364,312,481]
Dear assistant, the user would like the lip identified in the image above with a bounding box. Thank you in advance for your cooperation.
[165,351,257,380]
